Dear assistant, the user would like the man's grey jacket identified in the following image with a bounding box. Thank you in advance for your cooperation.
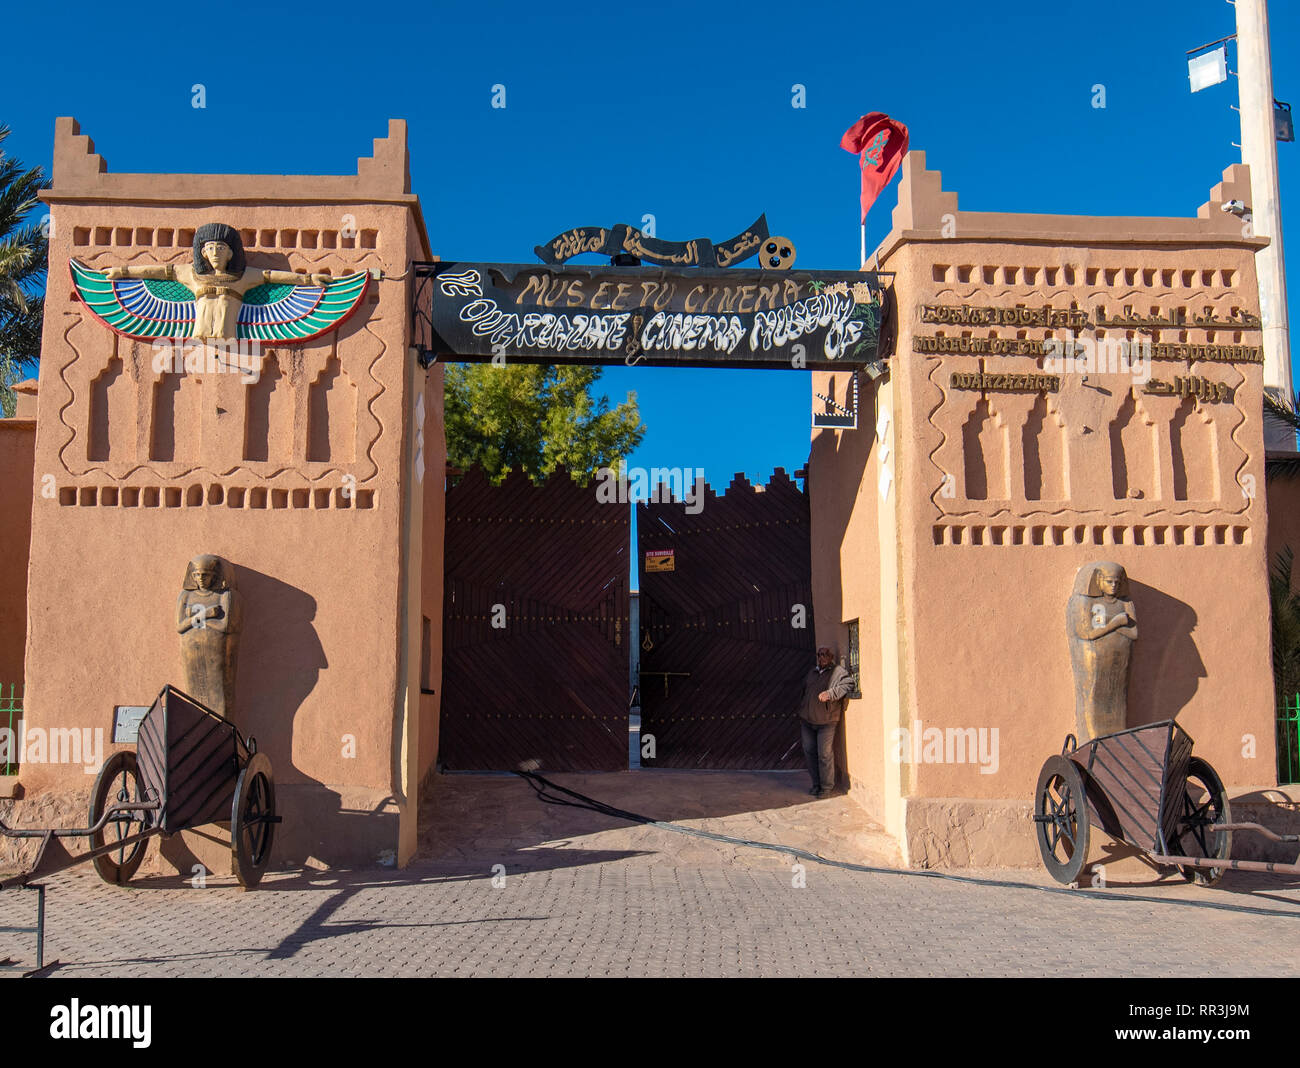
[798,662,854,725]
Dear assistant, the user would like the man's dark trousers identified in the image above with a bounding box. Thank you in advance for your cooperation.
[801,719,836,792]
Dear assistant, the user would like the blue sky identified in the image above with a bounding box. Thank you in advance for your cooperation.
[4,0,1296,492]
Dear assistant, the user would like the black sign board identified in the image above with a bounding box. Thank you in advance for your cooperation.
[420,263,892,370]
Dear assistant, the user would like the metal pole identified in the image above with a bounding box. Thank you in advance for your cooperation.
[34,884,44,971]
[1237,0,1295,450]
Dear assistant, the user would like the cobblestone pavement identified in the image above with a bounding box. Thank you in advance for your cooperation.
[3,770,1299,977]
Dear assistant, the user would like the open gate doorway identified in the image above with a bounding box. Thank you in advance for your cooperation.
[420,258,889,775]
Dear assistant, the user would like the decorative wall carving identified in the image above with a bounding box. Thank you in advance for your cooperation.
[922,277,1255,524]
[51,260,387,486]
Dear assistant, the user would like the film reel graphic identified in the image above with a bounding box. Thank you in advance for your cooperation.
[760,237,796,270]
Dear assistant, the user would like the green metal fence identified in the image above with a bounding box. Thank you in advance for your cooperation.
[0,683,21,775]
[1278,693,1300,785]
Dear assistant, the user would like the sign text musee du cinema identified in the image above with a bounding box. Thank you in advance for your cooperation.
[425,263,890,369]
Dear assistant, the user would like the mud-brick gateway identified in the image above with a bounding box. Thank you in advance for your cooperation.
[0,117,1295,876]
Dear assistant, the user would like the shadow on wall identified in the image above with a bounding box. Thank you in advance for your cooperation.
[212,564,399,866]
[1126,579,1205,724]
[808,375,878,793]
[233,565,327,780]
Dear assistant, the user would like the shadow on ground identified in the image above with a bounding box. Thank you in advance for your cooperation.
[415,768,902,874]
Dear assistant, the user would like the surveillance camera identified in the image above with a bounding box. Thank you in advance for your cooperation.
[1221,199,1249,216]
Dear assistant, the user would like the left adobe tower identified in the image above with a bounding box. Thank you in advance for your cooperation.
[22,117,446,871]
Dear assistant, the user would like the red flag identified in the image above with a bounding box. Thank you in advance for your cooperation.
[841,112,909,223]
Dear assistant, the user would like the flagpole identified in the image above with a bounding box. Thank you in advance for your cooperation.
[1236,0,1293,449]
[860,223,866,269]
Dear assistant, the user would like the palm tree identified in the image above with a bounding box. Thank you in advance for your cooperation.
[1264,390,1300,447]
[0,124,48,418]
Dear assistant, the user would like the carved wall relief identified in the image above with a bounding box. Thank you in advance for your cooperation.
[243,353,292,464]
[1022,393,1067,501]
[1170,398,1219,501]
[88,355,132,463]
[961,398,1009,500]
[307,356,358,464]
[1109,391,1159,501]
[150,371,202,463]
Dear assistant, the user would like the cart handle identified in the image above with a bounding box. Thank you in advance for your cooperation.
[0,799,160,840]
[1212,821,1300,844]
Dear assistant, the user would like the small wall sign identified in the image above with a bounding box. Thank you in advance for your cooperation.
[112,705,150,744]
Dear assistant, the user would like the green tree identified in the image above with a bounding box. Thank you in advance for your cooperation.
[0,125,48,418]
[1272,548,1300,695]
[1271,547,1300,779]
[444,363,645,484]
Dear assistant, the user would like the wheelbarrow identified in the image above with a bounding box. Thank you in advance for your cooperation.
[0,685,279,971]
[1034,719,1300,886]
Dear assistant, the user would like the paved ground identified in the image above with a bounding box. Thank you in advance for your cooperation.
[3,770,1300,977]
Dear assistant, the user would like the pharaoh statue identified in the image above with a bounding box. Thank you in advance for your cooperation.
[1066,561,1138,741]
[177,555,242,718]
[102,223,331,340]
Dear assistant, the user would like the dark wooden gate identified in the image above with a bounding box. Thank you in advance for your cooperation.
[441,466,629,771]
[637,470,813,769]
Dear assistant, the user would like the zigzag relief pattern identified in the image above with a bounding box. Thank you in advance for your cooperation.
[358,317,388,485]
[1223,363,1252,507]
[52,314,84,474]
[925,352,954,511]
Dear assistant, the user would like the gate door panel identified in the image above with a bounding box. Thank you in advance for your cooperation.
[637,470,813,769]
[441,467,629,771]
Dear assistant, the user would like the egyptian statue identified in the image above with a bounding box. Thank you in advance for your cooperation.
[70,222,370,343]
[177,555,242,718]
[1066,561,1138,741]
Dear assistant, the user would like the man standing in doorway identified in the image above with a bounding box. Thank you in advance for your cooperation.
[798,644,854,798]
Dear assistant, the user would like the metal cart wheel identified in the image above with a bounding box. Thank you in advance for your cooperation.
[1172,756,1232,887]
[1034,754,1091,885]
[231,752,276,889]
[88,751,151,885]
